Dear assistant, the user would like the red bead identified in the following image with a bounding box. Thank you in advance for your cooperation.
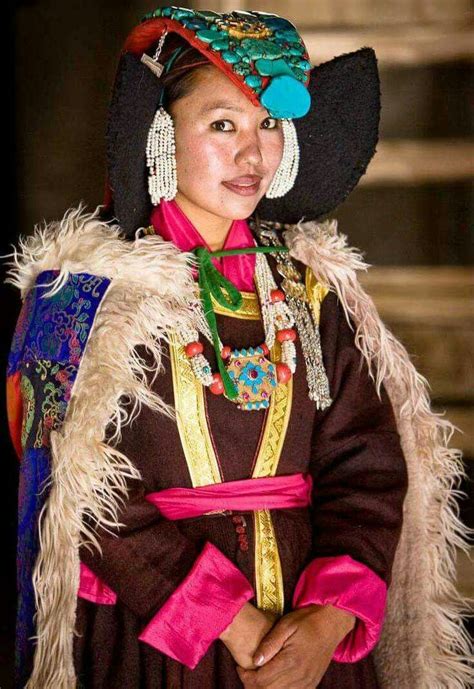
[185,341,203,357]
[236,526,246,534]
[232,515,243,524]
[270,289,285,303]
[239,542,249,552]
[209,373,224,395]
[276,328,297,343]
[260,342,270,356]
[221,345,232,360]
[276,363,292,384]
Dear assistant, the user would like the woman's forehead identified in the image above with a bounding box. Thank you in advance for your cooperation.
[179,66,268,115]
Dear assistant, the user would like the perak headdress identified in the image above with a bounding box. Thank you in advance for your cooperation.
[104,5,381,237]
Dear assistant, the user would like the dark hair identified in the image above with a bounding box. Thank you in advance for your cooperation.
[157,35,212,111]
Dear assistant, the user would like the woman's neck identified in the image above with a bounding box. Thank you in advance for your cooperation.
[174,192,232,252]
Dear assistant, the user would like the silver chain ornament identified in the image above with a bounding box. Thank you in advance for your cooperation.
[251,219,332,410]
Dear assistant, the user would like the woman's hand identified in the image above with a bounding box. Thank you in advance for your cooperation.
[236,603,356,688]
[219,602,279,670]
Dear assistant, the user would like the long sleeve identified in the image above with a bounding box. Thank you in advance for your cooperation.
[292,289,409,662]
[79,476,254,669]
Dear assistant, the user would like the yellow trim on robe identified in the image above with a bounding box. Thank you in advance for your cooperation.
[169,290,288,614]
[169,330,223,487]
[211,289,261,320]
[305,266,330,326]
[169,272,329,616]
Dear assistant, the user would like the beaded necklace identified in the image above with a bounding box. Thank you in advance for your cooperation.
[176,245,297,411]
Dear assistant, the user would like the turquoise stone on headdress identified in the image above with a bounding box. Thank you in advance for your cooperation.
[141,5,312,119]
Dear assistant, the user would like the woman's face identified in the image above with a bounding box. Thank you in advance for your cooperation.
[169,65,284,221]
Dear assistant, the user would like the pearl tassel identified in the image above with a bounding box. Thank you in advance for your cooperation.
[265,118,300,199]
[145,107,178,205]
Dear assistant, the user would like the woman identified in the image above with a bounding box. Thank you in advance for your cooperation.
[6,6,472,689]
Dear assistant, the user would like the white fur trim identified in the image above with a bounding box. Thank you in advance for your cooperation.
[6,206,473,687]
[7,205,199,688]
[285,218,474,689]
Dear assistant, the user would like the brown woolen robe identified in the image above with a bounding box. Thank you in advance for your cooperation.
[73,257,408,689]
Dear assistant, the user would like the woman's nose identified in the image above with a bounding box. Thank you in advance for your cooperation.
[235,133,264,167]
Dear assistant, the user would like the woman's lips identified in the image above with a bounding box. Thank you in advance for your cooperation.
[222,176,262,196]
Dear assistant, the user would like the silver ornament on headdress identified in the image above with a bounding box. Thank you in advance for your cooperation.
[142,30,178,204]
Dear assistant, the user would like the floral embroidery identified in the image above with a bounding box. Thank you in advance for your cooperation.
[16,270,110,367]
[32,360,77,449]
[7,290,35,376]
[7,270,111,683]
[20,374,35,451]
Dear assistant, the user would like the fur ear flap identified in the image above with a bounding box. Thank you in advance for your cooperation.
[106,52,162,237]
[256,47,381,224]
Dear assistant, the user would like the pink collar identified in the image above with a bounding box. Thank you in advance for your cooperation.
[150,199,257,292]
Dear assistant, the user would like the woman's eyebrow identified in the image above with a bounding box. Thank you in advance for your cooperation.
[200,101,245,114]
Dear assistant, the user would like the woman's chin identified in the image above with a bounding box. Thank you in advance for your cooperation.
[218,186,266,217]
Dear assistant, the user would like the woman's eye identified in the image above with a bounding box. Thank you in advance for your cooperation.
[211,120,234,132]
[262,117,278,129]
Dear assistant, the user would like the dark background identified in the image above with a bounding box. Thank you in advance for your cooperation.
[1,2,472,686]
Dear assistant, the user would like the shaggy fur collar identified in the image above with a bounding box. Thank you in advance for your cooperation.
[6,206,473,688]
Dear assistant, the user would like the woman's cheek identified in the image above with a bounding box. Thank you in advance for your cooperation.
[198,138,233,175]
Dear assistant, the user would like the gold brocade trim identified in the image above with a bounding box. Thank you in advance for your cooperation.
[169,298,293,616]
[168,330,222,487]
[305,266,330,325]
[253,508,284,615]
[251,342,293,479]
[211,289,261,320]
[251,340,291,615]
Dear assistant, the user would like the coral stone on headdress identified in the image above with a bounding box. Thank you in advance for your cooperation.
[127,5,312,119]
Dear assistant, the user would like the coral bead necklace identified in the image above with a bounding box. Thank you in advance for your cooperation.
[176,247,297,411]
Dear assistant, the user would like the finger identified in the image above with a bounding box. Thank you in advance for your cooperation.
[253,649,296,686]
[252,618,296,666]
[236,665,258,688]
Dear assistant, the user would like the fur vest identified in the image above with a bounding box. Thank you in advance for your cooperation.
[6,205,473,688]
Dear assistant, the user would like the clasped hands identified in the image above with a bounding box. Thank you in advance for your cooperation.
[219,601,356,689]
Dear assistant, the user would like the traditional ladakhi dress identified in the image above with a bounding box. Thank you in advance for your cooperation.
[8,200,472,689]
[8,6,472,685]
[62,199,407,688]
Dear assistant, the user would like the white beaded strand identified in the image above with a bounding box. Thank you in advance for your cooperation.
[145,107,178,205]
[265,118,300,198]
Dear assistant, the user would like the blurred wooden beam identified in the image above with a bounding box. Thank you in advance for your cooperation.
[362,139,474,185]
[360,266,474,401]
[360,266,474,326]
[304,24,474,66]
[195,1,472,30]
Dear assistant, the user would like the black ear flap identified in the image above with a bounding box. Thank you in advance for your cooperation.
[256,47,381,224]
[106,52,163,237]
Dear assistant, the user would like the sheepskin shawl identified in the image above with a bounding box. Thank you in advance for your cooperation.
[6,206,473,688]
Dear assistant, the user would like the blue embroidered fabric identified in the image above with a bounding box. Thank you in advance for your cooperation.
[8,270,110,687]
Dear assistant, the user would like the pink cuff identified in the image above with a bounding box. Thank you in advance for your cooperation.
[138,541,254,669]
[78,562,118,605]
[292,555,387,663]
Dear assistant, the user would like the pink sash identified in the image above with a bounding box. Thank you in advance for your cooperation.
[144,472,313,519]
[78,472,312,604]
